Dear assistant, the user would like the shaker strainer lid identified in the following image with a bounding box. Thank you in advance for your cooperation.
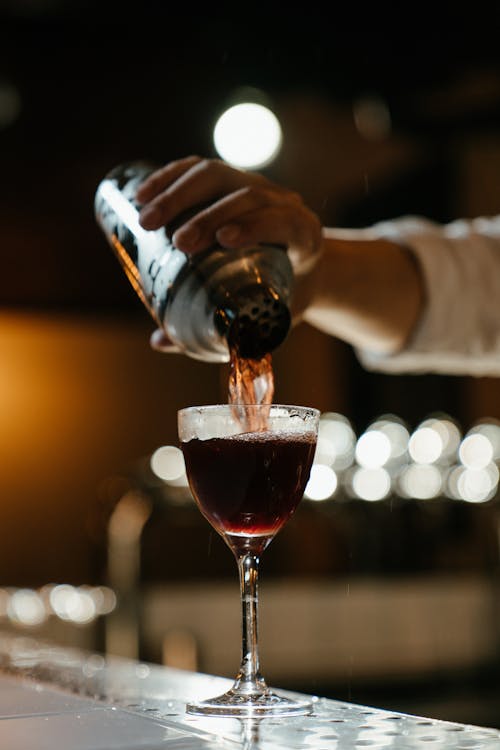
[215,283,291,360]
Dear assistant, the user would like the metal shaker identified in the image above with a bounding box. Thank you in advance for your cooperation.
[94,162,294,362]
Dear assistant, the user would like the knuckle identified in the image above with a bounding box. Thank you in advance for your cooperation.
[175,154,201,167]
[141,171,160,189]
[287,189,304,206]
[195,157,214,174]
[241,184,267,204]
[211,158,232,177]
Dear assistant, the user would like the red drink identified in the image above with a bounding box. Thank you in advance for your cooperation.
[178,403,319,715]
[182,430,316,553]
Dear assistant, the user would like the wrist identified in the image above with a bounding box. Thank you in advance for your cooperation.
[289,237,326,326]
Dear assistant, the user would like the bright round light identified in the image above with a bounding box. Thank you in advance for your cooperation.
[471,421,500,460]
[446,465,464,500]
[49,584,96,624]
[304,464,338,501]
[213,102,282,169]
[408,427,443,464]
[355,430,391,468]
[377,420,410,460]
[399,464,443,500]
[313,435,336,466]
[150,446,186,482]
[458,467,498,503]
[459,434,494,470]
[318,413,355,469]
[351,467,391,501]
[421,417,461,460]
[7,589,46,627]
[88,586,117,615]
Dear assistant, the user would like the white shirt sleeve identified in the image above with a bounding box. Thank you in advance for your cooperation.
[356,215,500,376]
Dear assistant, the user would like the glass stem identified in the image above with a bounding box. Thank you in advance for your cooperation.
[234,552,267,695]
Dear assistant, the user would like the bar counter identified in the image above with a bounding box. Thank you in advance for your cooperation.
[0,632,499,749]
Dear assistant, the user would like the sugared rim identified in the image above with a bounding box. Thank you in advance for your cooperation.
[178,403,320,417]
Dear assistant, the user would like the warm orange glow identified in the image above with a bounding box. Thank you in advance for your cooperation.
[0,308,222,585]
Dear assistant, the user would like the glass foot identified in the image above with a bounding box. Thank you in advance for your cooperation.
[186,688,312,717]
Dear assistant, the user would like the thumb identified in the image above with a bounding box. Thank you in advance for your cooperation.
[150,328,181,354]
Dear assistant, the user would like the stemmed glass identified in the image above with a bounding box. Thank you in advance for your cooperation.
[178,403,319,717]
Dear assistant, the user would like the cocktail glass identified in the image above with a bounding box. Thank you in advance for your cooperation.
[178,403,319,716]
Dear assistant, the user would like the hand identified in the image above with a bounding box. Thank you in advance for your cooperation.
[136,156,323,280]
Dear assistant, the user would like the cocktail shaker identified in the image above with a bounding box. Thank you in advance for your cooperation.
[94,162,294,362]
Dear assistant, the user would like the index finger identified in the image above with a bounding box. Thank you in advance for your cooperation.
[136,155,203,203]
[138,158,266,231]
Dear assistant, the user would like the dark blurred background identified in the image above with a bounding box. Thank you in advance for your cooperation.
[2,0,500,727]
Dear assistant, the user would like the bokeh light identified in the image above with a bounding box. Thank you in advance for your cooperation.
[317,412,356,470]
[150,445,188,486]
[355,430,392,469]
[370,415,410,463]
[351,467,391,501]
[421,415,461,462]
[7,589,46,627]
[352,94,392,141]
[399,464,443,500]
[457,465,499,503]
[213,102,282,169]
[0,583,117,629]
[304,464,338,501]
[459,433,494,470]
[470,421,500,461]
[408,426,443,464]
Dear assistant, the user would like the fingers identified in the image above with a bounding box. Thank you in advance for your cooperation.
[213,204,299,249]
[136,155,203,203]
[218,204,323,275]
[136,156,323,277]
[138,158,260,231]
[172,186,281,252]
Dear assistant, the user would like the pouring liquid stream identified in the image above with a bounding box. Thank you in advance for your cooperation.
[228,349,274,432]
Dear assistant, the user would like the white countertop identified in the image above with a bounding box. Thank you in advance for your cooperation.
[0,633,499,749]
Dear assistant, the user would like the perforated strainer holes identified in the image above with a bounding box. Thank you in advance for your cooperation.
[228,285,291,358]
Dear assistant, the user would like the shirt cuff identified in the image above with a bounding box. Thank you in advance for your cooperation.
[355,215,500,376]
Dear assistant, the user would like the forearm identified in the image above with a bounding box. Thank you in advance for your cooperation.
[301,228,425,355]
